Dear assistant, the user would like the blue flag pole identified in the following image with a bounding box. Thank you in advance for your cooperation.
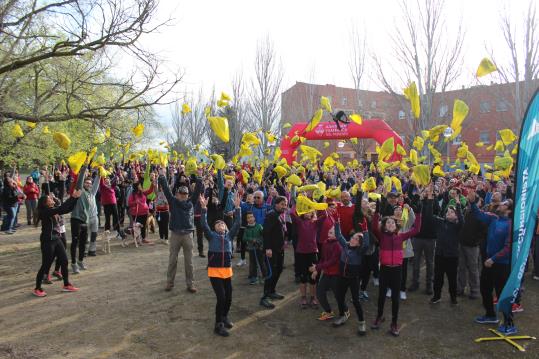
[497,88,539,319]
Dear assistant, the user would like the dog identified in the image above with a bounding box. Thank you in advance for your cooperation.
[101,230,114,254]
[122,223,142,248]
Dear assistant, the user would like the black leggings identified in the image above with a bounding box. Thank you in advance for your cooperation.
[296,252,318,284]
[210,277,232,323]
[104,204,121,233]
[317,274,341,313]
[36,238,69,290]
[70,218,88,263]
[401,258,409,292]
[54,234,67,272]
[156,211,169,240]
[236,228,246,260]
[377,265,402,324]
[336,276,363,320]
[360,249,379,291]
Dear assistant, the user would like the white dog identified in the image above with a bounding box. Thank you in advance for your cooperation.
[122,223,142,248]
[101,230,114,254]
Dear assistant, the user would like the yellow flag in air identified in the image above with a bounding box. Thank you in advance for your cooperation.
[476,58,497,77]
[451,99,469,131]
[361,177,377,192]
[320,96,332,113]
[498,129,517,145]
[411,165,431,186]
[273,165,287,179]
[350,113,362,125]
[433,165,445,177]
[403,81,420,119]
[305,109,323,132]
[296,195,328,215]
[132,124,144,137]
[208,117,230,143]
[283,122,292,129]
[379,137,395,161]
[68,151,87,175]
[53,132,71,150]
[11,124,24,138]
[413,136,425,151]
[182,103,191,115]
[211,154,226,170]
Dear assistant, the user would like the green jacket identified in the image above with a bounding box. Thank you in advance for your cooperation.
[243,223,263,250]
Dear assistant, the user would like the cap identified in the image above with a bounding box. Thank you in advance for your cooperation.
[178,186,189,194]
[387,192,399,198]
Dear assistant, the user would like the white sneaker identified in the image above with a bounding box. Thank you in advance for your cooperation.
[236,259,246,267]
[386,289,392,298]
[72,263,80,274]
[400,291,407,300]
[373,278,379,287]
[533,275,539,281]
[77,261,88,270]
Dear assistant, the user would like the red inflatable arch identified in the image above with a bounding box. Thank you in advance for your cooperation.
[280,119,403,164]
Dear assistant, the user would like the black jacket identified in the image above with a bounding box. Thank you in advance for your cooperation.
[417,199,440,239]
[427,204,463,257]
[459,206,488,247]
[263,210,288,252]
[158,175,203,234]
[39,197,78,241]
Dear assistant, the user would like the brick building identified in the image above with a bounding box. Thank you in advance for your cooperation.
[280,81,538,163]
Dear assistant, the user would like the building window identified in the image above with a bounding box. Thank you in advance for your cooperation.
[439,104,449,117]
[371,100,377,109]
[341,97,347,106]
[479,101,491,113]
[398,110,406,120]
[496,99,509,112]
[452,134,462,145]
[400,134,406,145]
[479,131,490,144]
[357,100,363,108]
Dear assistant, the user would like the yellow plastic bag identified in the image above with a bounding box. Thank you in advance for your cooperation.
[242,132,261,146]
[396,144,407,156]
[42,126,50,134]
[52,132,71,150]
[379,137,395,161]
[361,177,377,192]
[265,132,277,143]
[211,154,226,170]
[220,92,231,102]
[457,143,468,159]
[494,155,513,170]
[410,149,418,165]
[498,129,517,145]
[273,165,287,179]
[208,116,230,143]
[325,187,342,199]
[98,166,110,177]
[241,170,250,184]
[182,103,191,115]
[403,81,420,119]
[320,96,332,113]
[475,142,484,147]
[26,122,37,129]
[494,140,505,152]
[368,193,382,201]
[11,124,24,138]
[217,99,229,108]
[286,174,302,187]
[283,122,292,129]
[391,176,402,193]
[476,57,497,77]
[412,136,424,151]
[68,151,87,175]
[323,141,330,148]
[350,113,362,125]
[383,176,392,193]
[186,158,198,176]
[296,195,328,215]
[132,124,144,137]
[305,109,323,132]
[411,165,431,186]
[433,165,445,177]
[298,184,319,192]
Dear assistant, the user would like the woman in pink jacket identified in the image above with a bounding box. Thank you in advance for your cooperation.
[100,176,124,238]
[23,176,40,225]
[370,199,422,337]
[128,181,154,242]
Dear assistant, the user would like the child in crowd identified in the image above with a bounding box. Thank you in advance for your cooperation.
[243,211,266,284]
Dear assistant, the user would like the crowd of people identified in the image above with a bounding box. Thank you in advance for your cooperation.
[1,155,539,338]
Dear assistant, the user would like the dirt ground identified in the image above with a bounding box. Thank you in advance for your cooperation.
[0,212,538,359]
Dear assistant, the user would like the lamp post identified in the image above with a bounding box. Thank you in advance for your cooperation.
[443,127,454,170]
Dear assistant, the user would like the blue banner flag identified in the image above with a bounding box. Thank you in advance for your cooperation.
[497,89,539,317]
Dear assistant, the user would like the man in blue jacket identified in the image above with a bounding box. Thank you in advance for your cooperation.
[467,191,515,334]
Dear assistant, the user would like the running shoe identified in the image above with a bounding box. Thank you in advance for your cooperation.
[400,291,407,300]
[332,315,349,327]
[317,311,335,321]
[77,261,87,270]
[371,316,385,330]
[474,315,499,324]
[71,263,80,274]
[512,303,524,313]
[373,278,379,287]
[62,284,79,292]
[32,289,47,297]
[430,296,441,304]
[52,271,63,280]
[497,324,517,335]
[42,275,53,285]
[386,289,392,298]
[389,323,400,337]
[358,321,367,336]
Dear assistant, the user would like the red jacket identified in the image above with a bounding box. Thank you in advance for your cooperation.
[316,238,341,276]
[23,183,39,200]
[99,178,116,205]
[128,185,154,217]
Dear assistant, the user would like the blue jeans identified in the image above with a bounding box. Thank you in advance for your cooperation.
[1,206,17,231]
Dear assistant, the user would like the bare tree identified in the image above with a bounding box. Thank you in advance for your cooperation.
[373,0,465,137]
[168,90,208,153]
[0,0,181,127]
[491,1,539,128]
[348,26,369,158]
[249,36,283,145]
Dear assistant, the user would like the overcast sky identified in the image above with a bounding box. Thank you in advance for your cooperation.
[139,0,531,124]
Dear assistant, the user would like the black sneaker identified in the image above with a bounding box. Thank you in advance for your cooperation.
[268,292,285,300]
[214,322,229,337]
[199,253,206,258]
[260,297,275,309]
[88,251,96,257]
[223,317,234,329]
[430,296,441,304]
